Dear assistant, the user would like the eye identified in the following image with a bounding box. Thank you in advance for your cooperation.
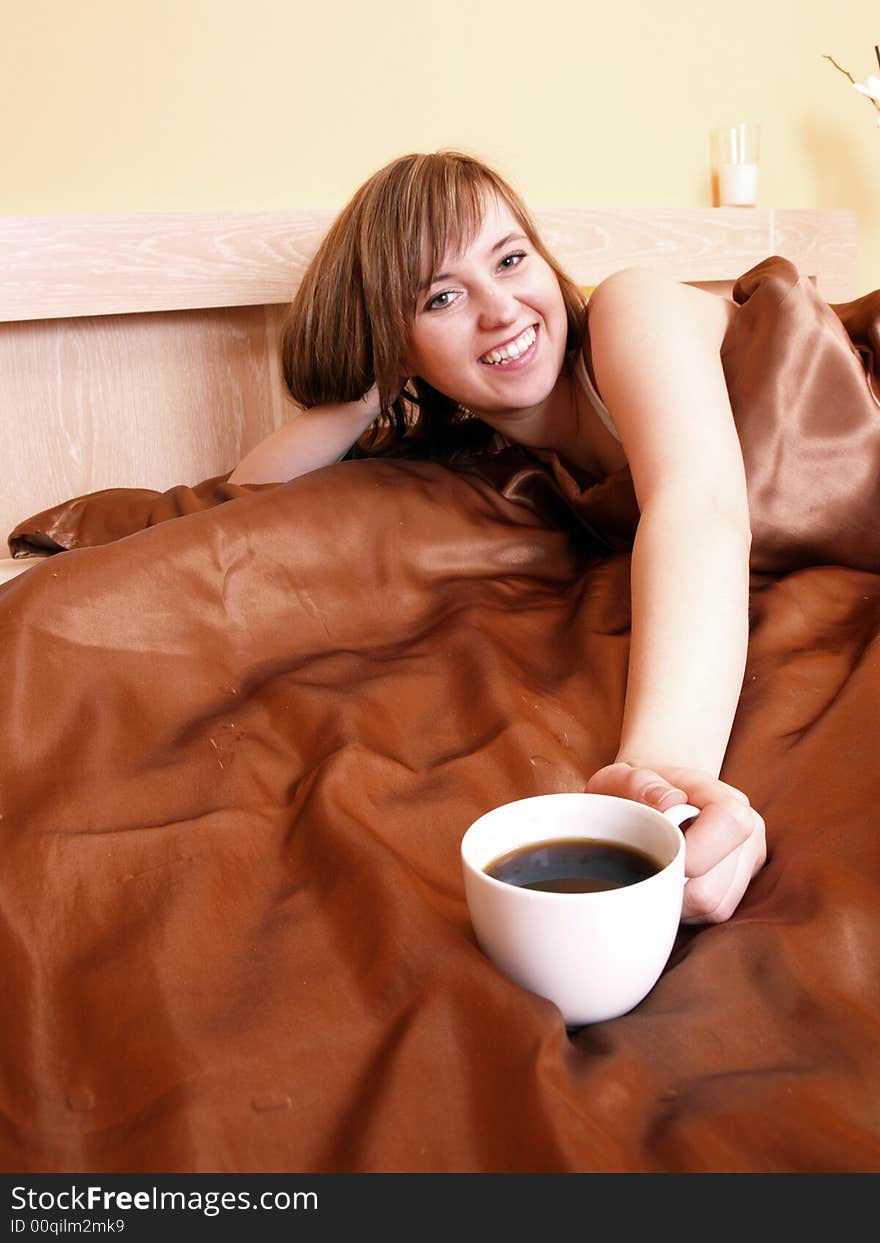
[424,289,459,312]
[499,250,527,271]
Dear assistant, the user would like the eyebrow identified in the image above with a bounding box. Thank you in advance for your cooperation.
[419,232,528,293]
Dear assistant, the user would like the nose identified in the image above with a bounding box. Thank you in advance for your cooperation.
[475,282,518,332]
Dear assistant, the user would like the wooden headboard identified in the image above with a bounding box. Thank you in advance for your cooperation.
[0,206,857,579]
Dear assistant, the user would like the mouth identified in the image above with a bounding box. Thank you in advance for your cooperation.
[478,324,538,369]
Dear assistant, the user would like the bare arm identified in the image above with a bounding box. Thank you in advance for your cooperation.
[587,268,749,773]
[620,501,750,772]
[584,268,765,921]
[227,387,382,485]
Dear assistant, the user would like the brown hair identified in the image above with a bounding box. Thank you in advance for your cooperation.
[280,150,587,459]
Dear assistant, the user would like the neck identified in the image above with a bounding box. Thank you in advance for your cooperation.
[475,366,586,460]
[541,368,588,463]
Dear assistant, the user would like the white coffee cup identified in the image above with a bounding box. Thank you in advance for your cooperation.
[461,792,699,1026]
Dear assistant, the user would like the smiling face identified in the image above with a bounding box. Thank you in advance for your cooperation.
[405,193,570,431]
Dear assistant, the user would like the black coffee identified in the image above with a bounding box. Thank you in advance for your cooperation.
[485,837,662,893]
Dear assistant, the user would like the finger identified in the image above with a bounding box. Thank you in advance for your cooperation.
[682,837,758,924]
[587,762,688,811]
[656,767,751,810]
[682,800,757,877]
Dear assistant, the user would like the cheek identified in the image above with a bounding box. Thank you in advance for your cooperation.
[543,284,569,350]
[532,264,565,310]
[543,276,567,319]
[406,326,461,384]
[405,323,433,374]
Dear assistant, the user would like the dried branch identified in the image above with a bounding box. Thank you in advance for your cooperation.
[823,51,880,115]
[823,52,858,85]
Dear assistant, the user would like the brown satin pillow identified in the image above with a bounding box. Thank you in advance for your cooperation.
[723,255,880,574]
[377,258,880,578]
[7,475,276,559]
[516,257,880,575]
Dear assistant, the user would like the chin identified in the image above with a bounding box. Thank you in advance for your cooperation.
[480,369,559,414]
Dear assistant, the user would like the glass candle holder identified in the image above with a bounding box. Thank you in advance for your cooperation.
[711,123,760,207]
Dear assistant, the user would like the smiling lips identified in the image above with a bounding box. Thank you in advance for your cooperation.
[479,324,538,367]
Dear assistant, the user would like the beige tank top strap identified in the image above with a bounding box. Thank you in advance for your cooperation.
[572,351,620,442]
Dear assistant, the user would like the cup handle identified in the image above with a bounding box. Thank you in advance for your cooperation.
[662,803,701,830]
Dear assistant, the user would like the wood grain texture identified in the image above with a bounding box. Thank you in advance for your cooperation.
[0,558,28,584]
[0,303,292,545]
[771,209,859,303]
[536,208,858,302]
[0,212,336,322]
[0,208,857,322]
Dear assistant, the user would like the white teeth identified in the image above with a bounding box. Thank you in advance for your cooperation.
[480,325,536,365]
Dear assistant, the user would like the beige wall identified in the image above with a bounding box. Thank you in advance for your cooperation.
[2,0,879,290]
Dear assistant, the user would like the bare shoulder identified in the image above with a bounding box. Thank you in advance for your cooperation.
[583,266,747,508]
[588,267,735,346]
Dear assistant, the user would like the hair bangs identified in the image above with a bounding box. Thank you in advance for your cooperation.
[418,162,491,305]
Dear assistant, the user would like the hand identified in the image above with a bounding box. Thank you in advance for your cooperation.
[358,383,384,419]
[586,762,766,924]
[362,373,411,415]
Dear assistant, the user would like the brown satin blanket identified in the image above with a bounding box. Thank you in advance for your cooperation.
[2,257,880,1173]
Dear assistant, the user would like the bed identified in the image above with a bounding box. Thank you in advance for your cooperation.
[2,204,879,1175]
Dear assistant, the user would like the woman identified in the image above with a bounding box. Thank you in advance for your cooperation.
[229,150,766,924]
